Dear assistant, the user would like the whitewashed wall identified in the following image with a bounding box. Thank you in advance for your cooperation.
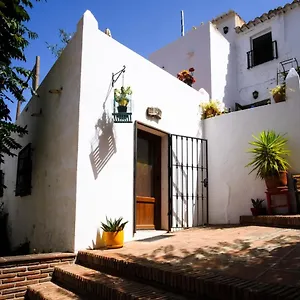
[149,23,212,98]
[2,24,83,252]
[204,69,300,224]
[74,11,204,251]
[236,6,300,105]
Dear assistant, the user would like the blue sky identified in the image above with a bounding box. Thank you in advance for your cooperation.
[11,0,289,119]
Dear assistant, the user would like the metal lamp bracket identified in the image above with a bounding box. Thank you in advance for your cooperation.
[112,65,126,87]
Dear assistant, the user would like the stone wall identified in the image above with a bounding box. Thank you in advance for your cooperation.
[0,253,75,299]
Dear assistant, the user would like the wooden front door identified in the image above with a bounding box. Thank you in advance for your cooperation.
[136,130,161,230]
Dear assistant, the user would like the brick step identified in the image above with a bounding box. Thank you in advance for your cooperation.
[52,263,189,300]
[76,250,300,300]
[240,215,300,228]
[26,282,85,300]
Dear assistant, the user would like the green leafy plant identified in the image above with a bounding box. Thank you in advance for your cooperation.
[0,0,41,185]
[46,29,73,58]
[101,217,128,232]
[251,198,264,209]
[246,130,290,179]
[114,86,132,107]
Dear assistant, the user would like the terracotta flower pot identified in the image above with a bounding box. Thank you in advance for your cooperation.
[251,207,267,216]
[265,171,288,190]
[273,92,285,103]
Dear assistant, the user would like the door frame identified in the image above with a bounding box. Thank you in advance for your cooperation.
[133,121,168,234]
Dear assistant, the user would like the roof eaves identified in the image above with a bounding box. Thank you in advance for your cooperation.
[235,0,300,33]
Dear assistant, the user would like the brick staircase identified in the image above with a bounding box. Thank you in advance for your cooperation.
[25,250,300,300]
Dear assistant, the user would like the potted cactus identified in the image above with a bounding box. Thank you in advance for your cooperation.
[101,217,128,249]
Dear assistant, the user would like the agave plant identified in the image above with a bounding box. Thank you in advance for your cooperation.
[101,217,128,232]
[251,198,264,209]
[246,130,290,179]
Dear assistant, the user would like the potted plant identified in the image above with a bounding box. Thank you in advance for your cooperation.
[114,86,132,113]
[177,68,196,86]
[101,217,128,249]
[199,99,227,119]
[246,130,291,190]
[270,84,285,103]
[250,198,267,216]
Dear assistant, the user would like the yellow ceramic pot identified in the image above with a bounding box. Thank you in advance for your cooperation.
[103,230,124,249]
[119,99,129,107]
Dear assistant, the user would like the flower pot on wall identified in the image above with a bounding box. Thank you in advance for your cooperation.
[103,230,124,249]
[273,92,285,103]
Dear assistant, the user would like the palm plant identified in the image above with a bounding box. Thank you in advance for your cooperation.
[101,217,128,232]
[246,130,290,179]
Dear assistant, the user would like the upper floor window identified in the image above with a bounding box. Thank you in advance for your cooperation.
[15,143,32,197]
[247,32,278,69]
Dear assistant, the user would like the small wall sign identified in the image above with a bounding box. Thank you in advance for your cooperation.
[146,107,162,119]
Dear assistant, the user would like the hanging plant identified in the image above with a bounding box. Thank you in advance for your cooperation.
[114,86,132,113]
[177,68,196,86]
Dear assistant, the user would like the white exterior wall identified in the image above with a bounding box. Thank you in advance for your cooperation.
[236,6,300,105]
[74,12,203,251]
[204,69,300,224]
[149,23,212,97]
[209,25,234,108]
[149,23,236,109]
[150,6,300,107]
[2,26,83,252]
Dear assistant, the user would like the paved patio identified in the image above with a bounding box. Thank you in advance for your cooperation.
[91,225,300,287]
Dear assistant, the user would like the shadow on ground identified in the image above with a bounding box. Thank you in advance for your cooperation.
[114,228,300,286]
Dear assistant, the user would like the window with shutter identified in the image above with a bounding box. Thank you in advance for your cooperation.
[15,143,32,197]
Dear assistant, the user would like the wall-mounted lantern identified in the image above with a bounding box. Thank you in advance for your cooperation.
[112,66,132,123]
[223,26,229,34]
[146,107,162,120]
[252,90,259,99]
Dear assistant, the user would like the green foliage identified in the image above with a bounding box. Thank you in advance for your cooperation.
[246,130,291,179]
[46,29,73,58]
[101,217,128,232]
[0,1,40,175]
[251,198,264,209]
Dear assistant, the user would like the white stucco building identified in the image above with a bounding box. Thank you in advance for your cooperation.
[2,11,208,253]
[2,2,300,254]
[149,1,300,109]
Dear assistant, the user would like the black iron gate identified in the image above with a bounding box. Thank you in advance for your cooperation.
[168,134,208,231]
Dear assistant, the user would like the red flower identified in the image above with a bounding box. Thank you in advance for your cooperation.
[189,67,195,72]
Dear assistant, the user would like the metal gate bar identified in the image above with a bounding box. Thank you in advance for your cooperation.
[168,134,208,231]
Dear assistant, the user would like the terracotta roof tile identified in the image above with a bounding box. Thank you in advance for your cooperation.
[211,10,246,25]
[235,0,300,33]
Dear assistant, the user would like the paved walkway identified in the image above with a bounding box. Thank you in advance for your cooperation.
[92,225,300,287]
